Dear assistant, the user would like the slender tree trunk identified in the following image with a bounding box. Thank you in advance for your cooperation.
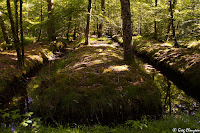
[14,0,19,40]
[166,19,171,41]
[66,16,72,41]
[138,7,142,35]
[154,0,157,40]
[73,27,76,40]
[169,0,178,47]
[95,1,99,36]
[7,0,22,66]
[0,11,10,44]
[37,0,43,42]
[120,0,134,61]
[85,0,92,45]
[20,0,24,66]
[47,0,56,41]
[98,0,105,38]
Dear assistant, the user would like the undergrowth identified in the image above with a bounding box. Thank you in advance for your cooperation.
[1,109,200,133]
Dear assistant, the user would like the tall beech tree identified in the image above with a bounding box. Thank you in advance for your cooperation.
[47,0,56,41]
[7,0,22,66]
[37,0,43,42]
[0,11,10,44]
[154,0,157,40]
[120,0,134,61]
[169,0,178,47]
[14,0,19,41]
[85,0,92,45]
[20,0,24,65]
[98,0,105,38]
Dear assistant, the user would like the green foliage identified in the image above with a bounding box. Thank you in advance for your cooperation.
[24,37,36,45]
[1,110,200,133]
[0,42,13,51]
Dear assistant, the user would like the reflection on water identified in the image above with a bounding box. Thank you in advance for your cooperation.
[136,58,200,116]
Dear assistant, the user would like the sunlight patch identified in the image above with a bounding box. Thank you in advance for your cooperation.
[103,65,129,73]
[28,55,43,62]
[160,43,173,47]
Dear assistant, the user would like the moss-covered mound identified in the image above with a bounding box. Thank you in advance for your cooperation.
[0,39,71,103]
[30,39,162,124]
[133,36,200,101]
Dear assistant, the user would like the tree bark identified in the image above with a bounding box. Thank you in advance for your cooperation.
[66,16,72,41]
[47,0,56,41]
[120,0,134,61]
[73,27,76,40]
[166,19,171,41]
[169,0,178,47]
[0,11,10,44]
[98,0,105,38]
[85,0,92,45]
[154,0,157,40]
[7,0,22,66]
[20,0,24,66]
[37,0,43,42]
[14,0,19,40]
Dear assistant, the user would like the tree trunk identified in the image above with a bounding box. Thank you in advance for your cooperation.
[169,0,178,47]
[14,0,19,40]
[47,0,56,41]
[120,0,134,61]
[166,19,171,41]
[7,0,22,66]
[73,27,76,40]
[98,0,105,38]
[37,0,43,42]
[154,0,157,40]
[85,0,92,45]
[20,0,24,66]
[66,16,72,41]
[0,11,10,44]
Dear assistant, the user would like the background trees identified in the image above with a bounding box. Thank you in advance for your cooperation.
[0,0,199,62]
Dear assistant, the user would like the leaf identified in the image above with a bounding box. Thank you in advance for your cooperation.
[23,112,34,117]
[2,113,10,118]
[12,114,21,119]
[20,121,28,127]
[26,120,32,124]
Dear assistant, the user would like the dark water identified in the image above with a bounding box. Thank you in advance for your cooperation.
[136,58,200,116]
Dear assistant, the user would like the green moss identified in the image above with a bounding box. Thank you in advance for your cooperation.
[29,38,161,123]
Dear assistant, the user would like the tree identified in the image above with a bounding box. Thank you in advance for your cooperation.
[120,0,134,61]
[154,0,158,40]
[37,0,43,42]
[47,0,56,41]
[7,0,22,66]
[66,16,72,41]
[20,0,24,66]
[14,0,19,41]
[85,0,92,45]
[98,0,105,38]
[0,11,10,44]
[169,0,178,47]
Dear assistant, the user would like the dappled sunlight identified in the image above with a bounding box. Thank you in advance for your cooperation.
[88,43,116,48]
[103,65,129,73]
[187,41,200,48]
[1,51,17,56]
[160,43,173,47]
[27,55,43,62]
[73,59,104,71]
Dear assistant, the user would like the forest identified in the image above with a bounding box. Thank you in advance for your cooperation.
[0,0,200,132]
